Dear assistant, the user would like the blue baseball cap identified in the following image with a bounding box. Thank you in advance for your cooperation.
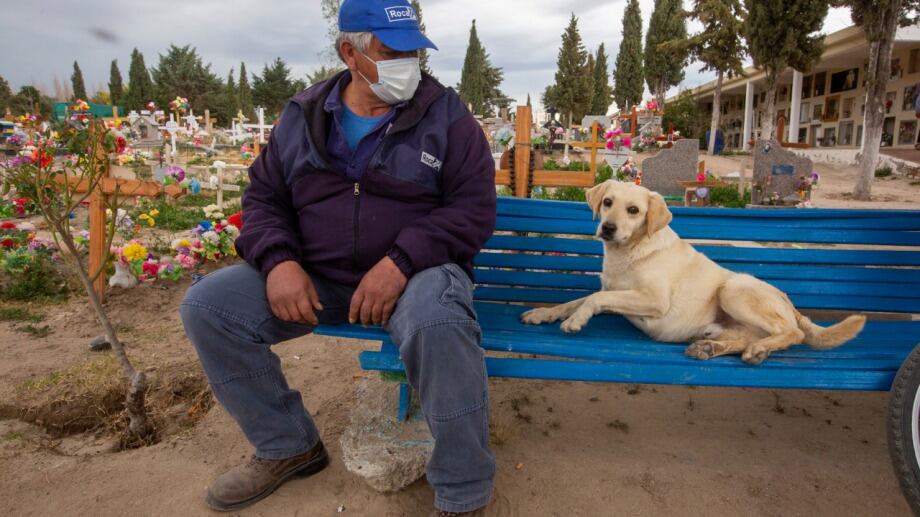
[338,0,438,52]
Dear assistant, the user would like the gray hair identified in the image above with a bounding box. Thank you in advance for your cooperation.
[335,31,374,62]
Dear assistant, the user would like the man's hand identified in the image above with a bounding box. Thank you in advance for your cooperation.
[349,256,408,327]
[266,261,323,325]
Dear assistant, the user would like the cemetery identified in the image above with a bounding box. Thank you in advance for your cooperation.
[1,1,920,516]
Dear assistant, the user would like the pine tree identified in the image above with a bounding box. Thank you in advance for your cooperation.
[71,61,87,101]
[238,62,254,119]
[109,60,124,108]
[614,0,644,111]
[745,0,827,142]
[151,44,223,114]
[411,0,433,76]
[674,0,747,155]
[590,44,614,115]
[252,57,297,118]
[645,0,688,108]
[526,93,532,107]
[124,48,155,111]
[457,20,506,117]
[837,0,920,199]
[546,14,593,126]
[321,0,342,64]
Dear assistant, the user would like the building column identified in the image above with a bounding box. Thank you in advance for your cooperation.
[789,70,803,143]
[742,81,754,151]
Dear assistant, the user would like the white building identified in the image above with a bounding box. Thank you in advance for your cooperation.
[684,25,920,153]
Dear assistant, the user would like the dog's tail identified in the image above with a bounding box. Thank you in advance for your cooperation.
[795,311,867,350]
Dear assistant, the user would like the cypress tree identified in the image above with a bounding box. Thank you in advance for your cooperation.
[645,0,688,108]
[124,48,155,111]
[590,43,614,115]
[109,60,124,108]
[239,62,254,119]
[224,68,239,126]
[457,20,505,117]
[526,93,531,107]
[745,0,827,141]
[0,75,12,114]
[613,0,644,111]
[71,61,87,101]
[547,14,593,125]
[411,0,433,77]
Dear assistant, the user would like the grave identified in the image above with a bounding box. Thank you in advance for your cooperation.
[639,139,699,197]
[751,140,814,205]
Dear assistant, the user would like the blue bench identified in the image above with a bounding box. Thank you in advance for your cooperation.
[317,195,920,509]
[315,196,920,411]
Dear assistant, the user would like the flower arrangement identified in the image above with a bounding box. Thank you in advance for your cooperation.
[240,145,254,160]
[163,165,185,185]
[146,101,159,113]
[138,209,158,227]
[645,99,659,112]
[169,96,189,114]
[111,240,183,283]
[604,128,632,153]
[0,221,59,275]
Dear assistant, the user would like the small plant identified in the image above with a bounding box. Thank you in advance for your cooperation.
[16,323,50,337]
[875,166,893,178]
[709,186,752,208]
[0,307,44,323]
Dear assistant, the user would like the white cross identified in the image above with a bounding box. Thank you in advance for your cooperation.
[243,107,272,144]
[164,116,180,157]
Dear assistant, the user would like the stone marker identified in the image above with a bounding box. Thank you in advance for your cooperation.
[751,140,814,205]
[339,379,433,492]
[640,139,699,197]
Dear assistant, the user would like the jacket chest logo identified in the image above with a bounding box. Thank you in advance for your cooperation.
[420,151,442,171]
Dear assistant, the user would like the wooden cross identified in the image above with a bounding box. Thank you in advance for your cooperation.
[495,105,599,197]
[67,128,185,302]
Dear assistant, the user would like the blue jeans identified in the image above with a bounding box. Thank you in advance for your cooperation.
[179,262,495,513]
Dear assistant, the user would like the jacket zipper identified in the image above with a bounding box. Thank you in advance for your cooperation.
[352,182,361,269]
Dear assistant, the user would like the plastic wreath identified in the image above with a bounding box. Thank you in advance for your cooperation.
[169,97,190,114]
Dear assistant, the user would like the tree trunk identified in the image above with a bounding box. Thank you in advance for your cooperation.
[60,232,152,439]
[855,4,900,201]
[759,74,778,142]
[708,71,724,156]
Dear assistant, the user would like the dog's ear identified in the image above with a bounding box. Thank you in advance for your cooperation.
[585,181,609,219]
[646,192,672,237]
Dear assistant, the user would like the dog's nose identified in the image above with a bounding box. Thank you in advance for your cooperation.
[601,223,617,238]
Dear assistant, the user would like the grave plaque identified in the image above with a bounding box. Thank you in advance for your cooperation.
[752,140,813,205]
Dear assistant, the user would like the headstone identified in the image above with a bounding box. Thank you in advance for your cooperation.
[640,139,699,197]
[751,140,814,205]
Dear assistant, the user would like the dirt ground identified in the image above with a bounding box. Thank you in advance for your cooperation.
[0,160,918,517]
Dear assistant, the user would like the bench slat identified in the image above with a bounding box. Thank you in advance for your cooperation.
[496,216,920,246]
[359,350,897,391]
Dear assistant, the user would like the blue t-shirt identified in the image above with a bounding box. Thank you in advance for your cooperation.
[341,103,387,151]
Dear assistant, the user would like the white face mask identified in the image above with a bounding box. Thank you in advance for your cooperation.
[356,51,421,105]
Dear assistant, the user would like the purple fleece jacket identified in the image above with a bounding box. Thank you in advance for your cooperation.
[234,71,497,287]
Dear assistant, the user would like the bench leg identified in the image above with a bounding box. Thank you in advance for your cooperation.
[398,382,411,422]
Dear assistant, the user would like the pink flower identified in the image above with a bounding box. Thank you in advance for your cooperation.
[612,128,623,136]
[606,140,614,150]
[621,137,632,148]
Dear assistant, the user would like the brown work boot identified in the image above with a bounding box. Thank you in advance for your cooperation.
[205,441,328,512]
[429,510,485,517]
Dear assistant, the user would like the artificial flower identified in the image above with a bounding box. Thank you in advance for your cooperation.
[122,242,148,262]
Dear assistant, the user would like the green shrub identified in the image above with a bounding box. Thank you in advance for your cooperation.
[709,186,751,208]
[1,255,69,302]
[875,166,893,178]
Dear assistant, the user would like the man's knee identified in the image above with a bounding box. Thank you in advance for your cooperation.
[387,264,477,344]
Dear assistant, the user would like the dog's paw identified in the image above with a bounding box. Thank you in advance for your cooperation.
[685,341,716,360]
[742,346,769,365]
[560,315,587,334]
[520,307,559,325]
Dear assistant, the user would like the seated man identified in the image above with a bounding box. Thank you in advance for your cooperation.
[180,0,497,515]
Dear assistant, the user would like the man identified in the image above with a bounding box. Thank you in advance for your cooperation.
[179,0,497,515]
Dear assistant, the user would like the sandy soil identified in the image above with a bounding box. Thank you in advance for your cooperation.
[0,160,917,516]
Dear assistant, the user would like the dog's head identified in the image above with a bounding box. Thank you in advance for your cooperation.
[585,180,672,246]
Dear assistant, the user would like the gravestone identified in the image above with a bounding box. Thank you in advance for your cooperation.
[640,139,699,197]
[751,140,814,205]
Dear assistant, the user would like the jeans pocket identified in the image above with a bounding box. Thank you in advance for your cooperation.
[438,264,476,320]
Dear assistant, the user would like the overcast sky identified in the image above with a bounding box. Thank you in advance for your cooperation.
[3,1,854,115]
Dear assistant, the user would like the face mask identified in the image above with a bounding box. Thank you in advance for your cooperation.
[356,51,421,105]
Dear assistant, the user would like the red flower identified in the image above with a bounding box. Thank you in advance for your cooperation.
[142,261,159,277]
[228,211,243,231]
[0,222,16,229]
[115,136,127,154]
[1,239,15,248]
[30,147,52,168]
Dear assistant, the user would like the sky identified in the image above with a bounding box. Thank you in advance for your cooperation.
[2,1,855,116]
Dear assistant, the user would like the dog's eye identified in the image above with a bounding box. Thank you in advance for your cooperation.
[627,206,639,215]
[603,198,613,208]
